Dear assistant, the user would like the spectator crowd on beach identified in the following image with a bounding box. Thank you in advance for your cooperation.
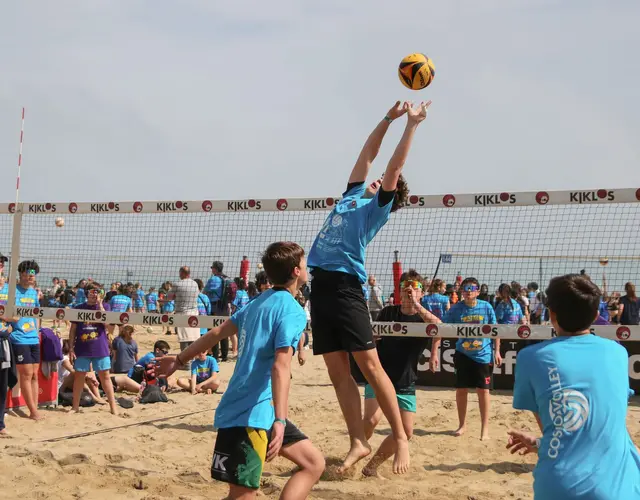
[0,251,638,438]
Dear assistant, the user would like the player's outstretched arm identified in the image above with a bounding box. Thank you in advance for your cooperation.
[156,320,238,378]
[381,101,431,192]
[348,102,407,184]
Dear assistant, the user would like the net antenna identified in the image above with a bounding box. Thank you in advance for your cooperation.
[6,108,26,315]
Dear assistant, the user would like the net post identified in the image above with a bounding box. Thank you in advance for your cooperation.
[6,204,24,318]
[392,250,402,305]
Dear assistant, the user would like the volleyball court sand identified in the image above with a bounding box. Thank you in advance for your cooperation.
[1,329,639,500]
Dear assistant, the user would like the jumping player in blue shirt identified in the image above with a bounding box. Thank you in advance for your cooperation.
[307,100,431,474]
[156,242,324,500]
[508,274,640,499]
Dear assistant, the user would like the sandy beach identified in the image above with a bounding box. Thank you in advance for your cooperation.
[1,326,639,500]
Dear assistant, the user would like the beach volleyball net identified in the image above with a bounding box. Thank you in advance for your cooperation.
[1,187,639,339]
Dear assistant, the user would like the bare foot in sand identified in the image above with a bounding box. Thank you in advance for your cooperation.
[480,431,490,441]
[454,425,466,437]
[206,389,212,395]
[337,439,371,474]
[392,439,410,474]
[0,429,10,438]
[29,412,44,421]
[362,466,387,480]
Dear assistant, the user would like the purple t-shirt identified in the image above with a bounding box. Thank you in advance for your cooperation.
[73,303,109,358]
[593,314,611,326]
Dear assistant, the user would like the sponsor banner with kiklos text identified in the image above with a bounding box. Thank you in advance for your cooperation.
[0,188,638,214]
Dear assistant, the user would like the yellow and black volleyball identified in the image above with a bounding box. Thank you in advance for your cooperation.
[398,53,435,90]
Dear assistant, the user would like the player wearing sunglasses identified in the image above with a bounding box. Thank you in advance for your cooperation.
[361,270,440,477]
[443,277,501,441]
[8,260,42,420]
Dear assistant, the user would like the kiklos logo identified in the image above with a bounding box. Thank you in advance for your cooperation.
[474,192,516,206]
[188,316,199,328]
[8,203,15,214]
[56,309,65,320]
[535,192,549,205]
[133,202,143,213]
[425,324,439,337]
[120,313,129,324]
[156,201,188,212]
[517,325,531,339]
[68,203,78,213]
[616,326,631,340]
[227,199,261,211]
[569,189,614,204]
[202,201,213,212]
[277,199,288,211]
[442,194,455,207]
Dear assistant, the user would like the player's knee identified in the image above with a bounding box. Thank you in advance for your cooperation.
[405,426,414,440]
[307,450,326,480]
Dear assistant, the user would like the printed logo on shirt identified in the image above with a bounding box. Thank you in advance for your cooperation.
[547,366,590,459]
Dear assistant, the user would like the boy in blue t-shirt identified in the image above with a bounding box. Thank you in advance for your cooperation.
[443,277,501,441]
[134,284,145,313]
[177,351,220,394]
[306,101,431,474]
[146,287,159,312]
[156,242,324,499]
[508,274,640,499]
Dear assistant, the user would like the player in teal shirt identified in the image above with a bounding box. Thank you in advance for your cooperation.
[155,242,324,499]
[306,101,431,474]
[508,274,640,499]
[443,277,501,441]
[9,260,43,421]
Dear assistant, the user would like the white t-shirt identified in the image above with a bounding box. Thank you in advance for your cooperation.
[57,355,70,390]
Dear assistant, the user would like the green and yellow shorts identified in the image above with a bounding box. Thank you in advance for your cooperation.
[211,420,307,489]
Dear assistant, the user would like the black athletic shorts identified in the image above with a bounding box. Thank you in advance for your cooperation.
[13,344,40,365]
[211,419,307,489]
[310,269,374,355]
[453,351,493,389]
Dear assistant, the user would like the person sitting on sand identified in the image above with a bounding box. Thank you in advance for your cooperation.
[111,325,138,375]
[362,270,441,478]
[176,351,220,394]
[129,340,171,389]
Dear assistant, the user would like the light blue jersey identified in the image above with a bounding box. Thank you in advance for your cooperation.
[0,283,8,305]
[75,287,86,305]
[214,289,307,430]
[495,298,523,324]
[308,183,393,284]
[110,294,132,313]
[513,335,640,499]
[192,355,219,383]
[146,292,159,312]
[232,290,249,311]
[204,275,223,304]
[198,293,212,335]
[9,286,40,345]
[135,289,145,309]
[444,299,496,364]
[421,293,450,320]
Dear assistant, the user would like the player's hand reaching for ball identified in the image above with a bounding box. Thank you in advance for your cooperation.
[386,101,408,121]
[405,101,432,125]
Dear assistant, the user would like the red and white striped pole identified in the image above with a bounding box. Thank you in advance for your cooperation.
[15,107,25,205]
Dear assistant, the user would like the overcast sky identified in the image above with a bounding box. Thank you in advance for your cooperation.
[1,1,639,203]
